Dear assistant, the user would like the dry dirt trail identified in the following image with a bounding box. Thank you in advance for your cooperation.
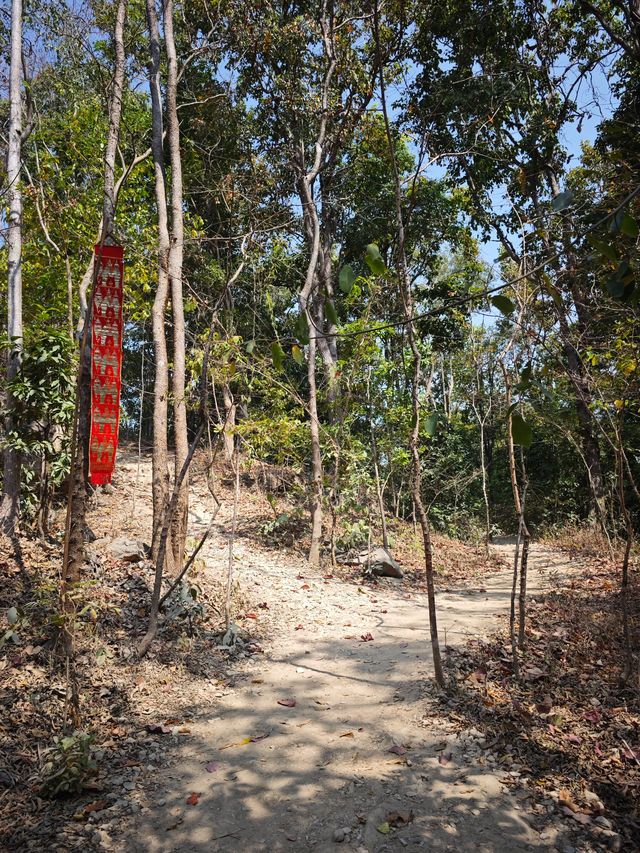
[108,458,573,853]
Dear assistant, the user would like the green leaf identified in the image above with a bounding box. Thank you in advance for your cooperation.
[339,264,356,294]
[7,607,18,625]
[609,209,625,235]
[424,412,439,438]
[364,244,386,276]
[541,274,563,308]
[271,341,284,371]
[245,339,255,355]
[551,191,574,211]
[587,235,618,262]
[325,299,338,326]
[511,412,533,449]
[491,294,515,316]
[605,276,626,299]
[291,344,304,365]
[376,822,391,835]
[621,213,639,239]
[295,312,309,345]
[515,363,532,391]
[605,259,634,299]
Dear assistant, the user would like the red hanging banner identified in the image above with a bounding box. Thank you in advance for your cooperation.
[89,242,124,485]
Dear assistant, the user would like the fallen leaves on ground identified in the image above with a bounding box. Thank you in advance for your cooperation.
[83,800,108,814]
[387,809,414,827]
[428,543,639,847]
[219,730,270,750]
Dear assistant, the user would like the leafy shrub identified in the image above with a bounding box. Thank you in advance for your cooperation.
[164,581,206,635]
[259,505,306,545]
[1,328,75,525]
[39,732,97,796]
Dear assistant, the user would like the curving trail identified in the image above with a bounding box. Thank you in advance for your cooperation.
[112,506,574,853]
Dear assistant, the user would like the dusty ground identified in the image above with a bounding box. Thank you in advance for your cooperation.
[0,452,631,852]
[111,546,571,853]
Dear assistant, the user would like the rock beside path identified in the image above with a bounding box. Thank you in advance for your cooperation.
[340,546,404,578]
[106,537,149,562]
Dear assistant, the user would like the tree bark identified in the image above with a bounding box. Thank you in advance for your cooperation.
[62,0,127,590]
[373,0,444,687]
[222,384,236,463]
[146,0,173,563]
[164,0,189,573]
[0,0,24,535]
[367,367,388,550]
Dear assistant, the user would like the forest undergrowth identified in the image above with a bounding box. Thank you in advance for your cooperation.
[431,537,640,846]
[0,452,501,849]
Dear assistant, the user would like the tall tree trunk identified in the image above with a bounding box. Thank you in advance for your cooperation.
[295,172,325,565]
[146,0,172,563]
[478,415,491,556]
[614,418,635,683]
[0,0,24,535]
[558,315,607,526]
[471,347,492,556]
[305,319,324,566]
[367,367,388,550]
[373,0,444,687]
[500,360,530,651]
[164,0,189,573]
[62,0,127,587]
[539,178,607,528]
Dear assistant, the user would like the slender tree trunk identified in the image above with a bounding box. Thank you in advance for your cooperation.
[509,494,525,681]
[373,0,444,687]
[537,177,607,528]
[518,451,530,649]
[222,384,236,463]
[306,328,324,565]
[291,1,337,565]
[0,0,24,535]
[164,0,189,573]
[472,350,492,556]
[560,326,607,526]
[500,360,530,650]
[615,420,635,683]
[62,0,127,590]
[296,187,324,565]
[225,446,240,630]
[367,367,388,550]
[65,254,74,340]
[146,0,172,563]
[296,170,326,565]
[479,416,491,556]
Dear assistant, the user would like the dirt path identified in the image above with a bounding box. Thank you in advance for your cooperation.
[108,483,572,853]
